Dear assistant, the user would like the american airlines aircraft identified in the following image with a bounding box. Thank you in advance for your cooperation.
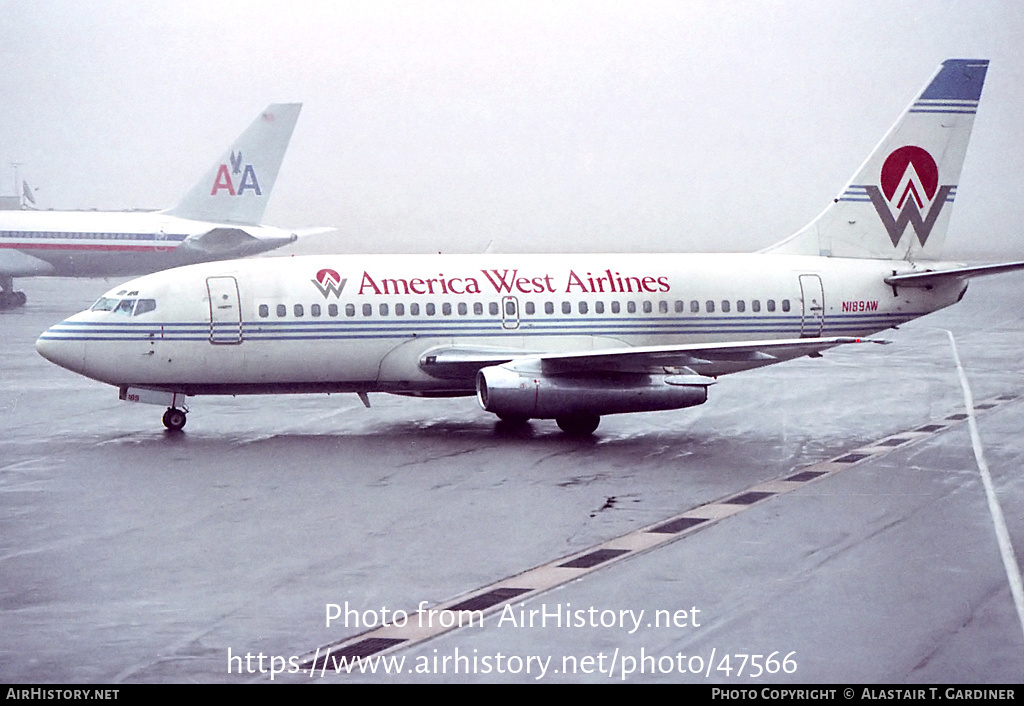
[36,60,1024,434]
[0,103,308,309]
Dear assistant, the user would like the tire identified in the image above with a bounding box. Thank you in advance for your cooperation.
[162,408,187,431]
[556,413,600,436]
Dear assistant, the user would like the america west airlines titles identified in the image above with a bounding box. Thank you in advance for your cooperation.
[352,268,672,297]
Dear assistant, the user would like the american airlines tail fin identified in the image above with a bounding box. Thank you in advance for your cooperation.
[765,59,988,261]
[163,103,302,225]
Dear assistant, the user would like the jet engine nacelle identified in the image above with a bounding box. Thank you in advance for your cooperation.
[475,364,710,419]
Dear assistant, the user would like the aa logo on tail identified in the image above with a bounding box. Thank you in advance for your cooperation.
[312,269,346,298]
[866,146,953,247]
[210,150,263,197]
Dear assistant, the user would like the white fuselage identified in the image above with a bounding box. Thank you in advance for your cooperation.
[0,209,295,278]
[36,252,967,396]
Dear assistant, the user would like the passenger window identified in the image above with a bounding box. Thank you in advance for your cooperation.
[579,301,588,314]
[767,299,776,312]
[426,303,436,316]
[277,304,287,317]
[505,301,515,316]
[675,300,684,313]
[134,299,157,316]
[691,300,699,313]
[410,303,420,315]
[442,303,452,315]
[259,304,269,318]
[595,301,605,314]
[346,303,356,317]
[329,304,339,317]
[473,302,483,315]
[311,304,321,317]
[459,302,468,315]
[524,302,534,315]
[736,300,745,313]
[380,303,389,316]
[612,301,620,314]
[721,301,730,313]
[395,303,405,316]
[752,300,760,312]
[545,301,554,315]
[294,304,304,317]
[706,300,715,313]
[643,301,652,314]
[362,303,372,316]
[627,301,636,314]
[782,299,791,312]
[562,301,571,314]
[489,302,499,316]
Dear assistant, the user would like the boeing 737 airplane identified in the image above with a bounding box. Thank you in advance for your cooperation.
[36,60,1024,434]
[0,103,309,309]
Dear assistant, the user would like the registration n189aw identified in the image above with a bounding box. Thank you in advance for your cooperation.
[36,59,1024,434]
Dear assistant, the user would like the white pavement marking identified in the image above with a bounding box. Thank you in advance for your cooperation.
[295,389,1022,674]
[944,329,1024,642]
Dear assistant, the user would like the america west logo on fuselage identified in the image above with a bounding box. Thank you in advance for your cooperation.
[865,146,953,247]
[312,269,346,298]
[210,150,262,196]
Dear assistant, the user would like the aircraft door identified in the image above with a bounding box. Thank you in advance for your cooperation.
[501,296,520,330]
[207,276,242,344]
[798,274,825,337]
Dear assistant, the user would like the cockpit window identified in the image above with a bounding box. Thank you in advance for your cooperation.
[90,297,157,315]
[91,297,119,312]
[114,299,136,315]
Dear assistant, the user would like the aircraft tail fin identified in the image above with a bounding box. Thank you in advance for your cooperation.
[164,103,301,225]
[764,60,988,261]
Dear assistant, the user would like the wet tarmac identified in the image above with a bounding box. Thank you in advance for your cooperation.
[1,275,1022,683]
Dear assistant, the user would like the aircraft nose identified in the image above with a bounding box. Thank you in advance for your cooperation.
[36,322,87,374]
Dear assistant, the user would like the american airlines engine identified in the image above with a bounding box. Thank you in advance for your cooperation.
[36,60,1024,435]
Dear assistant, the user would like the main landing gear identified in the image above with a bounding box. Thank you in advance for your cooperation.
[556,413,601,437]
[0,276,27,310]
[162,407,187,431]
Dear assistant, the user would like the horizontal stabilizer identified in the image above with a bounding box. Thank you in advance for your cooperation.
[884,261,1024,287]
[181,227,296,257]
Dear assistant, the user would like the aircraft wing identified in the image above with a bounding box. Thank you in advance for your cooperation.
[421,336,882,380]
[885,261,1024,288]
[0,249,55,277]
[291,226,336,238]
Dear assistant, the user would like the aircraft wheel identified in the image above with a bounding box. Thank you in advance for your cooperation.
[0,291,27,310]
[556,413,600,436]
[162,407,187,431]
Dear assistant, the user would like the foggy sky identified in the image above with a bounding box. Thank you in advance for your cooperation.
[1,1,1022,258]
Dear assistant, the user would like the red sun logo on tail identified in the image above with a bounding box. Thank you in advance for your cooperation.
[866,146,952,247]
